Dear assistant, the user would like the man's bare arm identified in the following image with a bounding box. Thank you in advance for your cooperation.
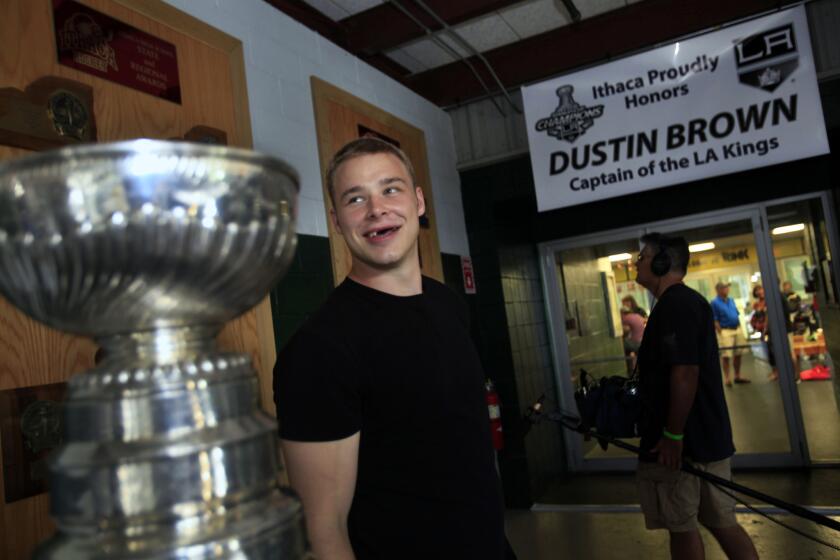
[281,433,360,559]
[651,364,699,469]
[666,364,699,435]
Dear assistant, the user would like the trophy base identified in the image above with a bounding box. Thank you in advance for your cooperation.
[34,488,308,559]
[36,326,308,559]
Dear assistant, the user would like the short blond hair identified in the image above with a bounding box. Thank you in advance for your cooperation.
[326,137,416,203]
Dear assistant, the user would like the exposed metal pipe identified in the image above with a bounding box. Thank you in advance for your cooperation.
[559,0,582,23]
[410,0,523,114]
[387,0,508,116]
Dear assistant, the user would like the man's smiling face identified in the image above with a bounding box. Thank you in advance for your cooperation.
[330,152,425,274]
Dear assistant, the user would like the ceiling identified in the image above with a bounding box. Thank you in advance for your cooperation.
[266,0,800,108]
[303,0,641,74]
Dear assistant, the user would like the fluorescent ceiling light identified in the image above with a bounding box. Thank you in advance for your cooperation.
[689,242,715,253]
[608,253,632,262]
[772,223,805,235]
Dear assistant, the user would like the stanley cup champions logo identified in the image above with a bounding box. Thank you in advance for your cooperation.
[734,23,798,92]
[535,85,604,142]
[57,13,119,73]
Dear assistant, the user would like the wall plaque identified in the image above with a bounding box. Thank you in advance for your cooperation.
[183,125,228,145]
[0,76,97,150]
[0,383,67,503]
[53,0,182,103]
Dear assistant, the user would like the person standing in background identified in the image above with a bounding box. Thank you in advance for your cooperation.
[621,306,646,372]
[622,295,649,319]
[750,285,779,381]
[711,282,750,387]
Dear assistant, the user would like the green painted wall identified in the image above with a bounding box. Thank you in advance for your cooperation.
[270,234,472,351]
[269,234,334,354]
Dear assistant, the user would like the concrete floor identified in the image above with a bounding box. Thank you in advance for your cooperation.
[512,350,840,558]
[519,464,840,558]
[505,510,840,559]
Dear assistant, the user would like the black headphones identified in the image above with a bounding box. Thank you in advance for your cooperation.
[650,241,672,277]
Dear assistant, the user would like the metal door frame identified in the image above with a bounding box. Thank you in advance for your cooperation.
[539,191,839,472]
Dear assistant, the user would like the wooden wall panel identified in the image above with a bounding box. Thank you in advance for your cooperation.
[0,1,275,556]
[311,76,444,285]
[0,142,97,556]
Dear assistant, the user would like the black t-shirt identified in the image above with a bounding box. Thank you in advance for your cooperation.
[637,283,735,463]
[273,276,505,559]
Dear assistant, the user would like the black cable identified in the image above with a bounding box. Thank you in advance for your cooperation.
[410,0,523,114]
[387,0,508,117]
[531,408,840,551]
[710,478,840,552]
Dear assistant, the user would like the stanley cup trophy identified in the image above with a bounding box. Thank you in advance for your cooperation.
[0,140,308,558]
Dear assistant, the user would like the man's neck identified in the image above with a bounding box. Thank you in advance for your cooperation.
[348,260,422,297]
[654,276,683,299]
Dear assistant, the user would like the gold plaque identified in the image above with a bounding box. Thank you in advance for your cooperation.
[47,89,90,140]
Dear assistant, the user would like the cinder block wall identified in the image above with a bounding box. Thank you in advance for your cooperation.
[163,0,470,257]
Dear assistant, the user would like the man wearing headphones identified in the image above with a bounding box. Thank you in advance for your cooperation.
[634,233,757,560]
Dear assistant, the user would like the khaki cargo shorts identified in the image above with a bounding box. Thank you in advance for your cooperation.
[717,327,746,359]
[637,458,737,532]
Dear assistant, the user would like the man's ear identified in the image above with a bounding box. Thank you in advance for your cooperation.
[415,186,426,217]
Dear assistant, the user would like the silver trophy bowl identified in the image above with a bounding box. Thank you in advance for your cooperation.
[0,140,307,558]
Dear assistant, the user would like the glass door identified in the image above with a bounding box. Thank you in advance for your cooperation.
[542,209,807,471]
[545,235,647,469]
[764,197,840,462]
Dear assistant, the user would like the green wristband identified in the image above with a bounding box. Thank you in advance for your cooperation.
[663,429,684,441]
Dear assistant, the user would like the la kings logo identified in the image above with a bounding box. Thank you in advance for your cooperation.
[734,23,798,92]
[535,85,604,142]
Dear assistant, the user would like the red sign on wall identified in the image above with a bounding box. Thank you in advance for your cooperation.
[53,0,182,103]
[461,256,476,294]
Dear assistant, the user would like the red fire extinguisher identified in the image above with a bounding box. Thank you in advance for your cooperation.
[486,379,504,451]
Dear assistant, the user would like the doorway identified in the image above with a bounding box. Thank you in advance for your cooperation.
[540,193,840,471]
[764,198,840,462]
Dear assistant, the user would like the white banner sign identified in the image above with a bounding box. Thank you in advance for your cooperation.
[522,6,829,212]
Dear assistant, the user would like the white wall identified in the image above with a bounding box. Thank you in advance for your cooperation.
[162,0,470,257]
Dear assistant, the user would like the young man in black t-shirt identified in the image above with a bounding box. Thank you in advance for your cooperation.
[635,233,757,560]
[273,138,507,559]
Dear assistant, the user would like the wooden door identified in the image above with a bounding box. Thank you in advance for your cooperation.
[311,77,444,285]
[0,1,277,557]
